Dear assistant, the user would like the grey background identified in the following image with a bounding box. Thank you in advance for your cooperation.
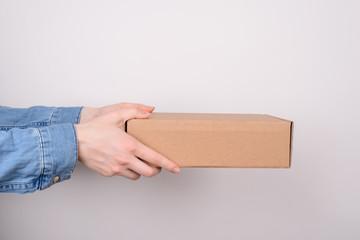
[0,0,359,239]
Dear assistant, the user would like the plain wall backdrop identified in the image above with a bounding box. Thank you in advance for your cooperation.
[0,0,359,239]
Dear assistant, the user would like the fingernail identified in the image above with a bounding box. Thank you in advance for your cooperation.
[172,167,180,174]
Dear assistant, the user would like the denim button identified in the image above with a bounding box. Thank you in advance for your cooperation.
[53,176,59,183]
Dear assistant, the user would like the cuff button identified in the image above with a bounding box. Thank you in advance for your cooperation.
[53,176,60,183]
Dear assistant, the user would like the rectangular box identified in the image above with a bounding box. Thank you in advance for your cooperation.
[126,113,293,168]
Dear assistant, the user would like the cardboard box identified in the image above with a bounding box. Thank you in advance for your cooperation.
[126,113,293,168]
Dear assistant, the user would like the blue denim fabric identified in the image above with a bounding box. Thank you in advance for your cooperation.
[0,106,83,193]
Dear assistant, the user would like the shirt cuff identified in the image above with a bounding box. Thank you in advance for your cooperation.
[37,123,78,190]
[50,107,83,125]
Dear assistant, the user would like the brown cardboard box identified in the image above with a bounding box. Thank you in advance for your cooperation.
[126,113,293,168]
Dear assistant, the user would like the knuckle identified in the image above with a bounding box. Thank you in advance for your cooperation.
[131,175,141,181]
[143,168,157,178]
[112,165,123,174]
[137,150,144,159]
[101,170,114,177]
[142,168,151,178]
[114,156,129,166]
[143,172,151,178]
[124,141,136,153]
[152,154,162,165]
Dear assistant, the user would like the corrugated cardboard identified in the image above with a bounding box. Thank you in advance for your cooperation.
[126,113,293,168]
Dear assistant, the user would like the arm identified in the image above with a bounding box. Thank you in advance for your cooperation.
[0,106,82,130]
[0,103,180,194]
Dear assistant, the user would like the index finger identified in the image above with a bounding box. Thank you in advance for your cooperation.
[134,141,180,174]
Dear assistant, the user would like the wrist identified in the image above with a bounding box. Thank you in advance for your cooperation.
[79,107,100,124]
[74,124,86,163]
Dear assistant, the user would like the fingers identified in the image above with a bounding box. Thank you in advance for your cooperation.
[120,103,155,113]
[121,169,141,180]
[135,104,155,113]
[127,156,162,178]
[134,141,180,174]
[100,103,155,127]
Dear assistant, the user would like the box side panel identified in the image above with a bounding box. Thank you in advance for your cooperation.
[127,119,291,168]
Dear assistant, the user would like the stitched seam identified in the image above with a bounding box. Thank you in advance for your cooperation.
[35,128,45,190]
[0,122,49,130]
[49,107,57,125]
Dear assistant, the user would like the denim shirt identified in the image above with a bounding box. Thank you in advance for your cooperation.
[0,106,83,194]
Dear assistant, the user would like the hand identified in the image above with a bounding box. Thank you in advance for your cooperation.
[74,103,180,180]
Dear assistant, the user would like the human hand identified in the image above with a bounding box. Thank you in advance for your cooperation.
[74,103,180,180]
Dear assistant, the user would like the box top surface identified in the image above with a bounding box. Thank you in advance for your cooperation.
[148,112,290,122]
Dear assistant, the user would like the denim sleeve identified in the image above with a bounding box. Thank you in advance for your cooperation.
[0,106,83,130]
[0,123,78,193]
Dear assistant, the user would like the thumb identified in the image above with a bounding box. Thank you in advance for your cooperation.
[119,107,151,123]
[86,107,151,129]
